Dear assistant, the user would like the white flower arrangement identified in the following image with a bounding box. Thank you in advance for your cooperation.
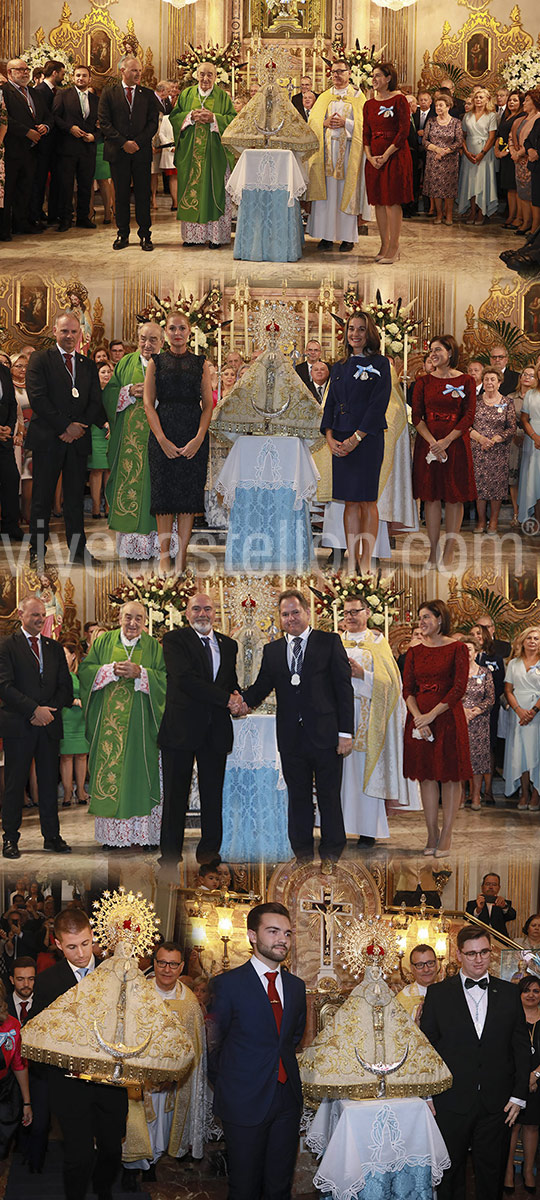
[21,43,75,76]
[501,47,540,93]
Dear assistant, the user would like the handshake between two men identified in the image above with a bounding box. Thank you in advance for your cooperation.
[228,690,249,718]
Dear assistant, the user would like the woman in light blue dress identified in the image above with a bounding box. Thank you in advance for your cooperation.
[503,627,540,807]
[458,88,498,222]
[517,375,540,524]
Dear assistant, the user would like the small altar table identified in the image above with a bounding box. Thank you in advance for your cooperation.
[216,435,318,572]
[306,1097,450,1200]
[221,714,292,862]
[227,148,307,261]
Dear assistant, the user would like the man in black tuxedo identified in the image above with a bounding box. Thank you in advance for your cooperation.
[31,908,128,1200]
[158,592,240,865]
[53,64,99,231]
[208,902,306,1200]
[241,590,354,868]
[0,360,23,541]
[292,76,318,121]
[0,596,72,859]
[8,956,50,1174]
[30,58,65,226]
[421,925,530,1199]
[98,57,159,251]
[489,345,519,396]
[466,873,516,935]
[0,59,50,241]
[25,311,106,565]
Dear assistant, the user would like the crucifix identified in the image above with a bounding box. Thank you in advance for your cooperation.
[300,886,354,978]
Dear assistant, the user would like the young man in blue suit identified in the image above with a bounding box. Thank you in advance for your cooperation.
[208,902,306,1199]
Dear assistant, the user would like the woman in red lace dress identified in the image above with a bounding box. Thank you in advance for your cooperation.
[412,334,477,569]
[363,61,413,264]
[403,600,472,856]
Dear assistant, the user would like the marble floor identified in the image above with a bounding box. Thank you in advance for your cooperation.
[5,200,521,286]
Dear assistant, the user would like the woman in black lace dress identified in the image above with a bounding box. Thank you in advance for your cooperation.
[144,311,213,574]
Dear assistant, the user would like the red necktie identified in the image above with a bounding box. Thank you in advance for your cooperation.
[19,1001,28,1021]
[125,86,133,106]
[29,635,40,663]
[265,971,287,1083]
[64,353,73,380]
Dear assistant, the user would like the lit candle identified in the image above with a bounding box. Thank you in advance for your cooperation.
[244,303,249,357]
[381,326,386,356]
[219,577,226,631]
[304,298,309,345]
[331,306,336,359]
[403,332,408,382]
[247,49,251,91]
[302,47,306,76]
[168,604,173,631]
[332,600,339,634]
[318,304,323,345]
[230,302,235,349]
[232,64,235,100]
[194,327,199,355]
[310,581,315,627]
[384,603,389,640]
[322,60,326,89]
[148,607,153,637]
[217,324,222,375]
[312,49,316,88]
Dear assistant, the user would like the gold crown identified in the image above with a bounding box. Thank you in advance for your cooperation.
[336,915,401,979]
[91,887,161,957]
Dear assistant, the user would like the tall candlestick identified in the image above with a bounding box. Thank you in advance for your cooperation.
[217,324,222,374]
[168,604,173,631]
[230,302,235,349]
[231,64,235,100]
[310,581,315,628]
[148,607,153,638]
[243,303,249,358]
[194,327,199,355]
[281,573,286,591]
[302,47,306,75]
[322,61,326,89]
[384,603,389,641]
[381,327,386,356]
[312,52,316,88]
[332,600,339,634]
[219,578,226,631]
[403,332,408,383]
[247,49,251,91]
[331,306,336,360]
[318,304,323,346]
[304,298,309,346]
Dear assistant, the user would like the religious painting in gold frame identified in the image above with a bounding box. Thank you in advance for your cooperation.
[419,7,533,97]
[15,277,50,338]
[87,27,113,76]
[465,31,490,79]
[521,284,540,343]
[245,0,330,40]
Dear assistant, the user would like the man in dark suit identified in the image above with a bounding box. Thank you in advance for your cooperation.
[53,63,99,231]
[489,345,519,395]
[240,590,354,869]
[292,76,318,121]
[30,58,65,226]
[439,77,466,120]
[476,615,512,659]
[0,360,23,540]
[466,873,516,935]
[421,924,530,1199]
[8,956,50,1174]
[308,359,330,404]
[158,592,240,866]
[208,902,306,1200]
[0,59,51,241]
[295,339,329,390]
[0,595,72,858]
[25,310,106,565]
[98,57,159,251]
[31,908,128,1200]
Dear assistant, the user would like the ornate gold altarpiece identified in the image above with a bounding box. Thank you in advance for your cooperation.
[419,3,535,94]
[35,2,155,89]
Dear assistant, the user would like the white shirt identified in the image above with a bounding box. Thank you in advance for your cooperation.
[195,628,221,680]
[68,955,96,983]
[250,953,284,1005]
[12,991,33,1021]
[460,968,488,1036]
[285,627,311,672]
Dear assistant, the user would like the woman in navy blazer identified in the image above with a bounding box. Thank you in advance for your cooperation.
[208,902,306,1200]
[320,311,391,573]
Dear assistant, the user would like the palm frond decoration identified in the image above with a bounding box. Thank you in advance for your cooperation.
[477,318,530,371]
[429,61,468,98]
[461,586,523,640]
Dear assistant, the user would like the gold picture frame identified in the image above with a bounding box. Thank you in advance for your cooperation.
[15,276,50,337]
[87,27,113,75]
[521,283,540,343]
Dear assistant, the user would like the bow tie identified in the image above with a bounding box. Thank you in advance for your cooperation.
[465,977,488,990]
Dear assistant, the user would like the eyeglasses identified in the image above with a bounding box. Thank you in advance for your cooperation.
[461,949,491,959]
[155,960,182,970]
[331,69,348,75]
[412,960,437,970]
[345,608,368,616]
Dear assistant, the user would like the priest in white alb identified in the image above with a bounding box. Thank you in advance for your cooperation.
[122,942,206,1185]
[340,594,420,846]
[306,59,364,252]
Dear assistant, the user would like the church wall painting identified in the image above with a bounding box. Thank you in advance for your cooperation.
[522,284,540,342]
[15,277,50,337]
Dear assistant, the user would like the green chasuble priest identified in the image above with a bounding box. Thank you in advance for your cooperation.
[171,82,236,227]
[79,629,166,846]
[104,349,157,558]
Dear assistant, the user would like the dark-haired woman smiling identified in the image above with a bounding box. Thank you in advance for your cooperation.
[320,311,391,573]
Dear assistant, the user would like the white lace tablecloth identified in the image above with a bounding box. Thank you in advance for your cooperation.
[229,713,284,782]
[216,435,319,511]
[306,1098,451,1200]
[226,148,308,207]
